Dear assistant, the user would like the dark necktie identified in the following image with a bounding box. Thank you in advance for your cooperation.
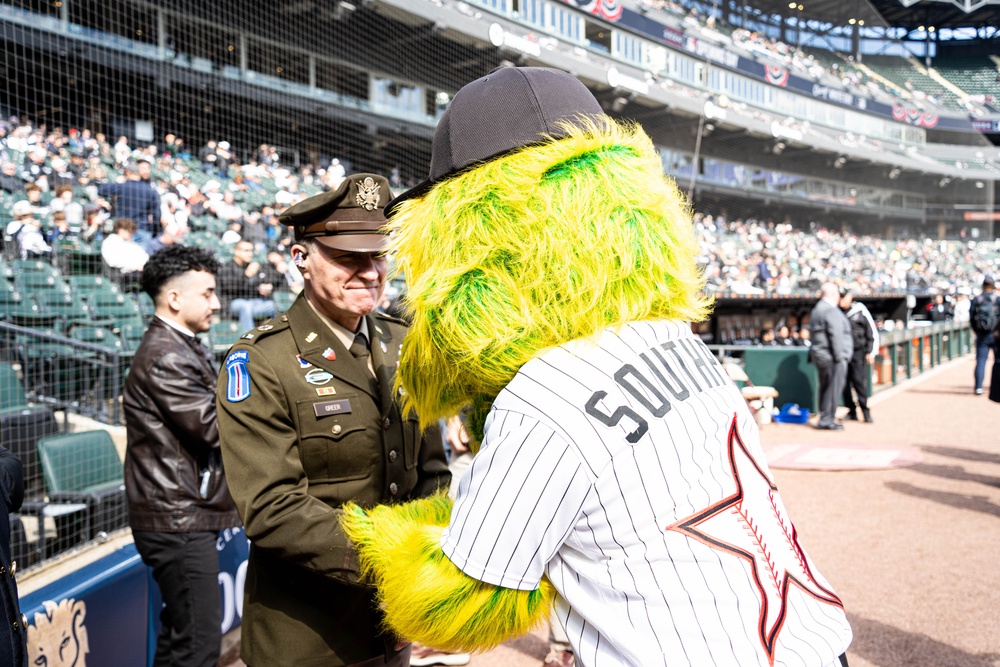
[350,332,369,362]
[351,332,380,402]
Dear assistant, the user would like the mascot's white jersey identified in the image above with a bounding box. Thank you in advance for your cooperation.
[441,320,852,667]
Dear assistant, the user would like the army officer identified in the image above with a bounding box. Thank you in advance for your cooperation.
[217,173,451,667]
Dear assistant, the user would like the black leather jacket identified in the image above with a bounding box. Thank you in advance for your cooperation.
[123,317,240,532]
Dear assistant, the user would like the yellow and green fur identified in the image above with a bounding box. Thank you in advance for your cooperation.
[341,117,709,653]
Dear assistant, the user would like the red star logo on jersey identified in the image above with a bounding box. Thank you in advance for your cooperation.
[667,415,843,665]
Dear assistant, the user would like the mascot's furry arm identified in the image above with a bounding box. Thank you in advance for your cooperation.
[340,494,555,652]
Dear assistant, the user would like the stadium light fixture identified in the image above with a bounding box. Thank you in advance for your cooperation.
[788,1,796,6]
[849,18,856,24]
[833,156,847,168]
[859,20,865,25]
[888,168,901,179]
[939,177,951,187]
[772,141,786,155]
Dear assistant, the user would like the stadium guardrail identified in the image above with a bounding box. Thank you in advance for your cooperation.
[707,320,974,411]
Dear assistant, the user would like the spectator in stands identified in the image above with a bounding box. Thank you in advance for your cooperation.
[953,292,971,323]
[758,327,778,346]
[97,160,162,245]
[80,202,107,242]
[927,294,953,322]
[776,324,795,346]
[46,210,72,245]
[0,161,23,194]
[113,135,132,166]
[198,139,219,174]
[49,157,76,189]
[207,189,243,225]
[7,200,51,259]
[124,246,240,667]
[49,184,84,227]
[20,147,51,190]
[144,221,185,257]
[101,218,150,285]
[217,240,276,333]
[266,249,303,294]
[0,444,26,666]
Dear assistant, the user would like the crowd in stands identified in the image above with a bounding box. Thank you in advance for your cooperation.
[695,211,1000,299]
[1,114,998,334]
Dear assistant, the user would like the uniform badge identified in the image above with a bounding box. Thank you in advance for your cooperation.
[305,332,318,343]
[241,333,254,340]
[296,355,312,369]
[380,340,388,354]
[305,368,334,385]
[258,324,274,331]
[355,177,381,210]
[322,347,336,360]
[225,350,251,402]
[316,387,337,396]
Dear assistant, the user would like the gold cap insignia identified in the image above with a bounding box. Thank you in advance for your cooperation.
[355,177,381,211]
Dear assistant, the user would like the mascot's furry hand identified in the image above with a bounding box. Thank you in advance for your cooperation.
[341,494,556,653]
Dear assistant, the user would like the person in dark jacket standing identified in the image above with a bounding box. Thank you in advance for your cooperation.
[0,445,26,667]
[217,174,451,667]
[839,289,879,423]
[809,282,854,430]
[123,246,241,667]
[96,161,161,245]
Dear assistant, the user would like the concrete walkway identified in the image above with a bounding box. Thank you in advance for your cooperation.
[227,357,1000,667]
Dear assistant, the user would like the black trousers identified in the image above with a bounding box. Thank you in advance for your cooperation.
[842,353,869,413]
[132,530,222,667]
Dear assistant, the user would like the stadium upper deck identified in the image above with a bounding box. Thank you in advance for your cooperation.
[0,0,995,237]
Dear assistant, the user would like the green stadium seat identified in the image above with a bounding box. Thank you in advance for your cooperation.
[273,290,297,313]
[16,273,72,296]
[12,259,60,277]
[119,322,148,352]
[36,430,127,539]
[210,320,242,355]
[86,292,142,322]
[0,363,29,411]
[69,275,122,296]
[35,291,93,328]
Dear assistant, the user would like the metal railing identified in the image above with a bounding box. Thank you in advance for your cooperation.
[707,320,974,393]
[0,322,130,425]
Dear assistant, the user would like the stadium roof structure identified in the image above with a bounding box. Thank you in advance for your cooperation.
[741,0,1000,31]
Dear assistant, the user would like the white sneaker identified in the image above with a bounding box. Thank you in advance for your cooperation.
[975,388,984,395]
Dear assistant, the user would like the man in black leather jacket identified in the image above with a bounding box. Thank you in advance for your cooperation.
[123,246,241,667]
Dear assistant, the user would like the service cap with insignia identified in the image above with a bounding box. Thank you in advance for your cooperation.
[279,173,392,253]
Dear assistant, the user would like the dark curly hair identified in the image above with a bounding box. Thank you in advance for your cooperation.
[141,245,220,302]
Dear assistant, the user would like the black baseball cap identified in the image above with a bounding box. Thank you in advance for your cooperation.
[385,66,604,216]
[279,173,391,253]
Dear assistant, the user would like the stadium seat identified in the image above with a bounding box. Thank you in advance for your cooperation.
[119,322,147,352]
[12,259,60,278]
[273,290,296,313]
[86,291,142,323]
[68,275,122,296]
[210,320,242,355]
[0,362,28,411]
[136,291,155,320]
[16,272,72,296]
[35,291,93,329]
[36,430,127,539]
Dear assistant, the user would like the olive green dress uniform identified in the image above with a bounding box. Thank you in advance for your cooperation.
[216,174,451,667]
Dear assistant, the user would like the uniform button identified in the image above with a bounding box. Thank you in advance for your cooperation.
[9,561,14,575]
[388,450,398,463]
[383,417,391,430]
[11,621,17,629]
[332,425,342,435]
[389,482,398,495]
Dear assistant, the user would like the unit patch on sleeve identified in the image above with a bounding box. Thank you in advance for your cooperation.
[225,350,251,402]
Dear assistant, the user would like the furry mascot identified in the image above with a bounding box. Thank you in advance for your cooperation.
[342,67,852,666]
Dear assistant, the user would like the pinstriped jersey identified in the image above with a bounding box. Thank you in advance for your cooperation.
[441,320,852,667]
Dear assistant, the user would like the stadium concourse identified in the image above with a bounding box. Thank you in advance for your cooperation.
[215,357,1000,667]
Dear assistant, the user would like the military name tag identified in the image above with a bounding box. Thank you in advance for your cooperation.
[313,399,351,417]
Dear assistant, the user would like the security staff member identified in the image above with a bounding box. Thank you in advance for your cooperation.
[840,288,879,423]
[216,173,450,667]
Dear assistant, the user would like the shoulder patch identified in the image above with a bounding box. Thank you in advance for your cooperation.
[225,350,251,402]
[236,318,288,345]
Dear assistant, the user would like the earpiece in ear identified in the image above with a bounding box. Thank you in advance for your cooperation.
[294,253,307,267]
